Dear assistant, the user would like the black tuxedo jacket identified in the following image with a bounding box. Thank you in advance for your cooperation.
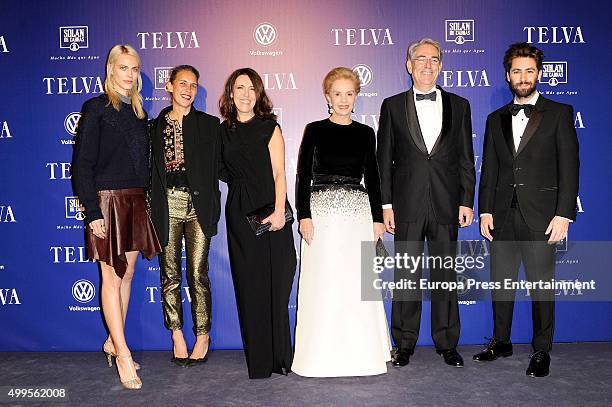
[377,87,476,224]
[149,106,223,245]
[479,95,579,231]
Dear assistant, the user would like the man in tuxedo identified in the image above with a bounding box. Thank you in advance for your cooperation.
[377,38,476,368]
[474,43,579,377]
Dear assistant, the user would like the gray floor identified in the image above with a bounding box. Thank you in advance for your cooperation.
[1,343,611,406]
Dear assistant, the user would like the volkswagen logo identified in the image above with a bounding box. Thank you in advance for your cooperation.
[72,279,95,303]
[254,23,277,46]
[456,274,470,296]
[64,112,81,136]
[352,64,373,88]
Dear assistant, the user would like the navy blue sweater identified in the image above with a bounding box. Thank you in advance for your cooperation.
[72,94,149,223]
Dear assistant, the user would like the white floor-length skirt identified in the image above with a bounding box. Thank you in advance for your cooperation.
[292,185,391,377]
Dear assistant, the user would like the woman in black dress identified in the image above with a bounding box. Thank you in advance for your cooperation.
[218,68,296,379]
[72,44,161,389]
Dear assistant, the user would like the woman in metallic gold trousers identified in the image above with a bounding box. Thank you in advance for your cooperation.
[149,65,224,366]
[160,188,212,365]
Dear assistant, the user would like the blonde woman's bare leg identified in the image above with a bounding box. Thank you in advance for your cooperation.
[105,252,137,341]
[100,256,140,386]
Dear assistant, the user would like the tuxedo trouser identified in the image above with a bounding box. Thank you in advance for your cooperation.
[491,206,555,352]
[391,201,460,352]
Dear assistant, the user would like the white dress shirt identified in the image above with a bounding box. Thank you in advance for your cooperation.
[382,87,442,209]
[511,91,539,152]
[414,86,443,154]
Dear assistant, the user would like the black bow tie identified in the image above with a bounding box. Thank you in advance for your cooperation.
[416,91,437,101]
[509,103,535,118]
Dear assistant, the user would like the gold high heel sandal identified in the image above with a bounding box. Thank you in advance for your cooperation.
[115,354,142,390]
[103,340,141,370]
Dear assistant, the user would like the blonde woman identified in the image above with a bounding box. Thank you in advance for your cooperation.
[72,44,161,389]
[293,67,391,377]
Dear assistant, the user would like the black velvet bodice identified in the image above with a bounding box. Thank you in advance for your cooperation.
[296,119,383,222]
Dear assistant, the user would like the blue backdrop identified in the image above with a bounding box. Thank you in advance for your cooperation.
[1,0,610,351]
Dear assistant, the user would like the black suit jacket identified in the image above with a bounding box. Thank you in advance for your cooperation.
[479,95,579,231]
[377,87,476,224]
[149,106,223,245]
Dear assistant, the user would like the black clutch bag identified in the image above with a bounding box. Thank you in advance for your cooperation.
[376,238,390,258]
[246,201,294,236]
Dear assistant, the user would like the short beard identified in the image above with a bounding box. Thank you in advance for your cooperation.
[511,81,537,99]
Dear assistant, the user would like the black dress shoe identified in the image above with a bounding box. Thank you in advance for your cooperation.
[271,366,290,376]
[437,349,464,367]
[187,353,209,367]
[526,351,550,377]
[171,356,189,367]
[473,338,513,362]
[392,349,411,367]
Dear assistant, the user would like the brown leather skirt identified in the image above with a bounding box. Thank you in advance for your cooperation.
[86,188,161,278]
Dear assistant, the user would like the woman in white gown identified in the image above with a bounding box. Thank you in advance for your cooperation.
[292,67,391,377]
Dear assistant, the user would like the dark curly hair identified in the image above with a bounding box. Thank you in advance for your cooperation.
[219,68,276,127]
[503,42,544,73]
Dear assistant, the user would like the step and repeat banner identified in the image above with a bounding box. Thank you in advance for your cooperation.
[1,0,611,351]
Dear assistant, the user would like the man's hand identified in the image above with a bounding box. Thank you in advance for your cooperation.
[480,214,494,241]
[458,206,474,228]
[545,216,569,244]
[383,208,395,234]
